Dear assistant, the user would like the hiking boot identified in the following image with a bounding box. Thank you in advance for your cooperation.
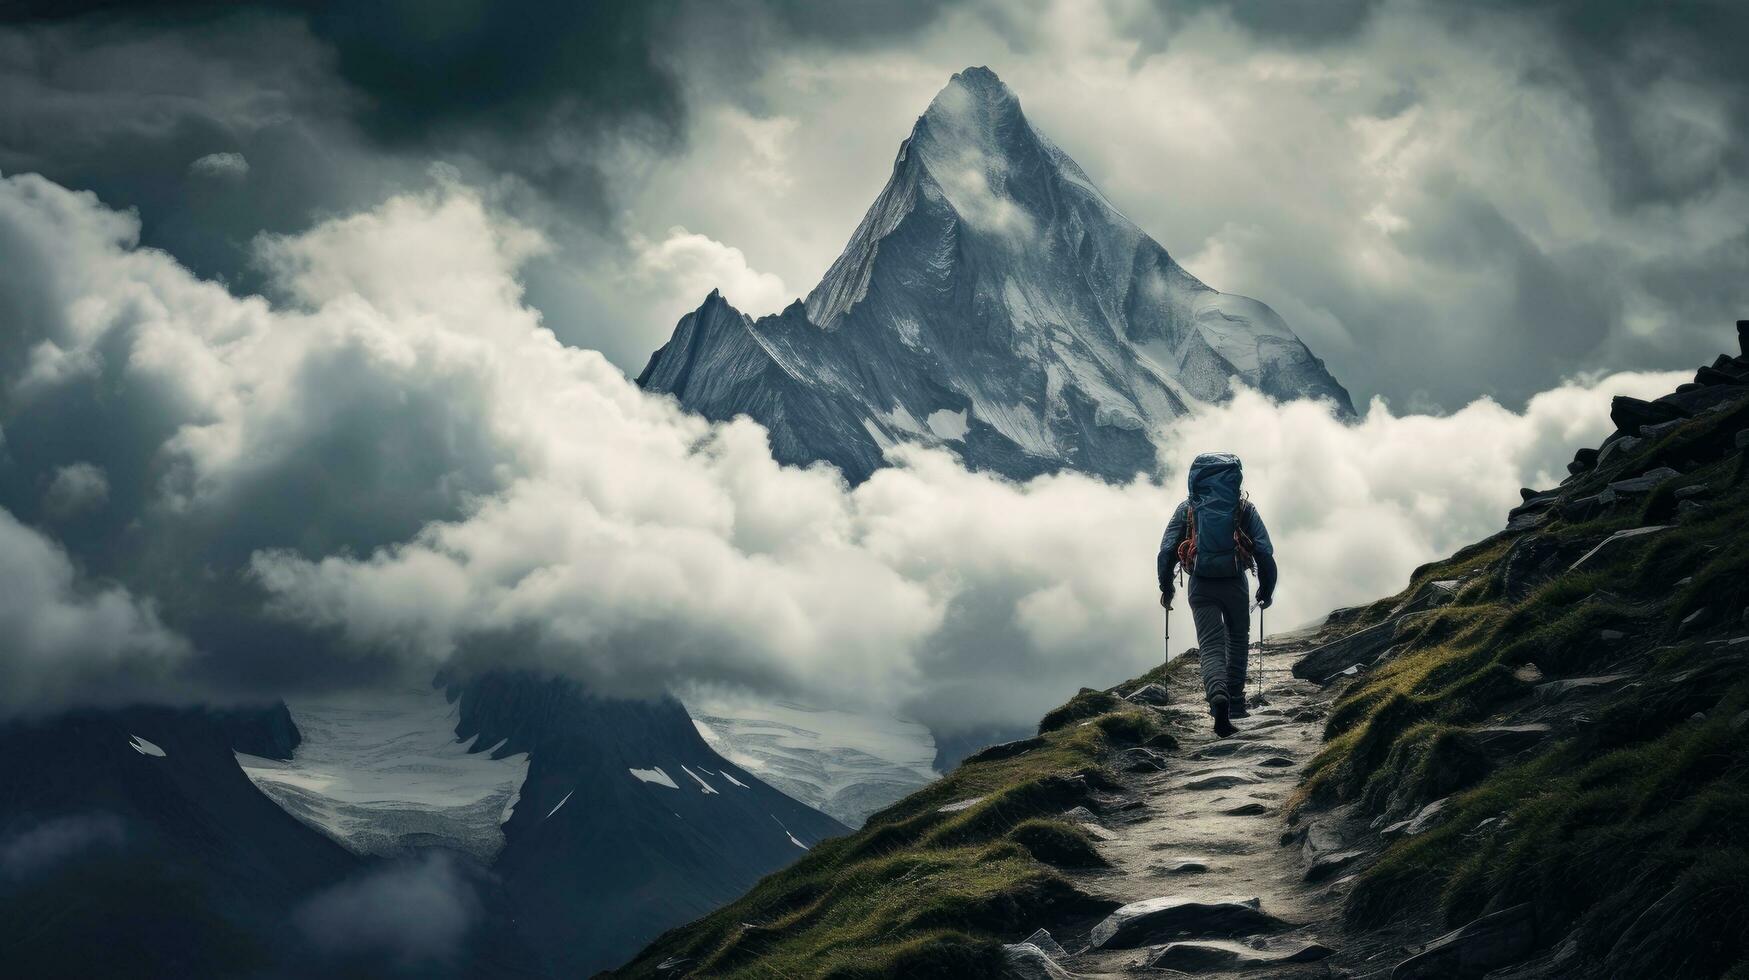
[1210,696,1237,738]
[1229,701,1250,719]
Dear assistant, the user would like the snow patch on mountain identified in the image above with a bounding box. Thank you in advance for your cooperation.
[629,766,680,789]
[686,695,939,827]
[128,734,166,757]
[235,685,529,861]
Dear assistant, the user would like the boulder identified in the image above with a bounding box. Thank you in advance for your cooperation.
[1658,383,1748,417]
[1474,724,1552,757]
[1605,466,1681,494]
[1293,617,1405,681]
[1673,483,1711,500]
[965,736,1046,765]
[1610,395,1686,433]
[1123,683,1170,706]
[1119,747,1169,773]
[1022,929,1067,959]
[1180,770,1263,791]
[1088,896,1288,949]
[1696,365,1741,386]
[1678,607,1711,637]
[1568,526,1672,572]
[1596,433,1642,468]
[1147,939,1335,972]
[1392,904,1537,979]
[1403,796,1451,835]
[1304,848,1366,882]
[1001,942,1076,980]
[1536,673,1635,703]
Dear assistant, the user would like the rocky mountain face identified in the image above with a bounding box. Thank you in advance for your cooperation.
[638,67,1353,484]
[609,323,1749,980]
[0,675,845,978]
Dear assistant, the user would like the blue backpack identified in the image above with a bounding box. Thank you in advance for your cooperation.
[1177,452,1255,579]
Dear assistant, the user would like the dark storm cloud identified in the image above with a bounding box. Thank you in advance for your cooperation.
[0,813,128,880]
[294,853,483,968]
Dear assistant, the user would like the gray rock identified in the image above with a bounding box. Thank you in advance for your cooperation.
[1474,724,1552,757]
[1157,858,1211,875]
[1392,903,1537,979]
[1181,770,1264,791]
[1390,580,1462,618]
[1120,747,1169,773]
[1257,756,1297,768]
[1606,466,1681,494]
[964,736,1046,765]
[1061,806,1118,840]
[1638,418,1686,439]
[1673,483,1711,500]
[1611,395,1686,433]
[1305,848,1367,882]
[1088,896,1288,949]
[1325,663,1367,683]
[1292,616,1404,681]
[1123,683,1170,706]
[1147,938,1336,971]
[1658,383,1749,417]
[1404,797,1451,835]
[1536,674,1635,703]
[1001,942,1076,980]
[1220,801,1269,816]
[1599,629,1625,642]
[1022,929,1068,959]
[1678,607,1711,636]
[1596,434,1642,467]
[1568,526,1672,572]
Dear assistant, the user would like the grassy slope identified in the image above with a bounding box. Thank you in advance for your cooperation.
[608,661,1192,979]
[1293,388,1749,978]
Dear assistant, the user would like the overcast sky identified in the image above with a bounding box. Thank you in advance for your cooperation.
[5,0,1744,408]
[0,0,1739,731]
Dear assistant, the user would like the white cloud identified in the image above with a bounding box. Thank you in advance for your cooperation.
[0,170,1694,734]
[632,226,792,323]
[188,151,249,180]
[0,505,190,716]
[43,462,109,518]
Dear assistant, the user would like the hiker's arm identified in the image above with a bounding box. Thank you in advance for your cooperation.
[1157,502,1187,594]
[1248,506,1278,604]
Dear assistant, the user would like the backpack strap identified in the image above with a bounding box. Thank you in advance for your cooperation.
[1234,496,1257,573]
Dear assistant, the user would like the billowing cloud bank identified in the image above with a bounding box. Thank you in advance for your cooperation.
[0,172,1684,730]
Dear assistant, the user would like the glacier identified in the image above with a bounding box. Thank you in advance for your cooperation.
[638,66,1354,484]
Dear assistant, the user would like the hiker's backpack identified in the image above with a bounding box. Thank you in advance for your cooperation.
[1175,452,1256,579]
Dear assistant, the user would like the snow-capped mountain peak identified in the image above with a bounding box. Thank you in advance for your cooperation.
[642,66,1353,483]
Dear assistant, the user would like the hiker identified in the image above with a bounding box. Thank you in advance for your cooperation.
[1157,452,1277,737]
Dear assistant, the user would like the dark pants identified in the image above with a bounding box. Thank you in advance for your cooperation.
[1189,574,1250,706]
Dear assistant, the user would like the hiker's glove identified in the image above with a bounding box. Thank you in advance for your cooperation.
[1159,588,1174,610]
[1256,593,1273,610]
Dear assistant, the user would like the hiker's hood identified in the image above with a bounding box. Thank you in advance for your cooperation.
[1187,452,1242,495]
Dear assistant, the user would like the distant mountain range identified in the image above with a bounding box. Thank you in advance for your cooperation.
[639,66,1353,484]
[0,676,844,978]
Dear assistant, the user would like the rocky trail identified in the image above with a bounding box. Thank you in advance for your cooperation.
[1003,637,1427,979]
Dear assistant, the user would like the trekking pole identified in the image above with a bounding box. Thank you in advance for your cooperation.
[1163,602,1171,664]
